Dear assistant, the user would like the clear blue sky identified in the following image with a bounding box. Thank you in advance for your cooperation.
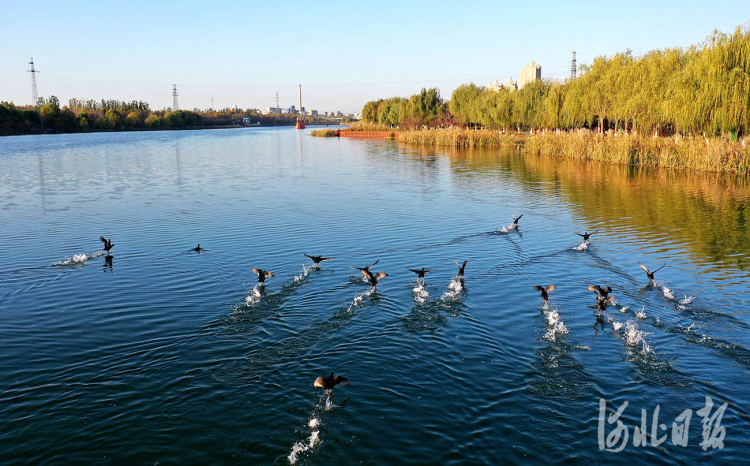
[0,0,746,113]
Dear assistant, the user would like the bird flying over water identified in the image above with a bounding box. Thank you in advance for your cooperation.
[349,260,386,287]
[304,254,334,265]
[510,214,523,225]
[314,372,350,393]
[533,285,556,302]
[638,263,666,280]
[407,267,434,278]
[575,229,599,242]
[588,284,613,301]
[349,259,379,276]
[596,295,616,312]
[252,268,274,283]
[100,236,114,255]
[454,260,468,277]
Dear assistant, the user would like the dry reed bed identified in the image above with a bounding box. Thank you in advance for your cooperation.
[396,128,750,174]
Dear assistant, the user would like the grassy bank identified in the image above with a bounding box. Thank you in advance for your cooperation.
[396,128,521,148]
[394,128,750,174]
[522,132,750,174]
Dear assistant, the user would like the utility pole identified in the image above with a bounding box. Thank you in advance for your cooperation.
[172,84,179,111]
[571,51,577,79]
[27,57,39,106]
[211,97,214,111]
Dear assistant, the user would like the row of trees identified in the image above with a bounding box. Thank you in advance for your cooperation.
[361,88,445,127]
[364,25,750,137]
[0,98,338,135]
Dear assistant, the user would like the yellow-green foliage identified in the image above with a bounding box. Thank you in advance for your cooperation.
[523,132,750,174]
[397,128,521,148]
[311,129,338,137]
[346,122,394,132]
[446,25,750,137]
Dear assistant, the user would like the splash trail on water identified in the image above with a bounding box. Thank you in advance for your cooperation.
[52,251,104,266]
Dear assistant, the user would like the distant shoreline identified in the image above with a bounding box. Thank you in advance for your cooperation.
[0,122,345,138]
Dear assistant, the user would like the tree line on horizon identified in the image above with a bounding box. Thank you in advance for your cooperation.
[361,25,750,137]
[0,97,343,135]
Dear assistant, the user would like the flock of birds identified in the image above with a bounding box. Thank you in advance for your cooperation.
[98,217,671,394]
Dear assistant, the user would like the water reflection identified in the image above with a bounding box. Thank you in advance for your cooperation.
[408,145,750,271]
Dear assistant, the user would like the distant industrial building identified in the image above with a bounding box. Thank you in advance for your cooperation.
[488,77,518,92]
[264,107,283,115]
[519,60,541,88]
[309,110,318,117]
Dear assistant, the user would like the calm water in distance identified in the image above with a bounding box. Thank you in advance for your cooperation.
[1,128,749,464]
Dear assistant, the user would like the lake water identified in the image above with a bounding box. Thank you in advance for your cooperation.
[1,128,749,464]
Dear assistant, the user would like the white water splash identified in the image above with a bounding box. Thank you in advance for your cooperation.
[288,422,320,465]
[348,287,374,312]
[441,277,463,300]
[572,241,589,251]
[661,286,675,300]
[623,320,652,354]
[619,305,630,313]
[612,321,623,331]
[413,282,430,303]
[679,322,696,332]
[541,301,550,312]
[53,251,104,266]
[543,307,569,342]
[677,295,696,310]
[245,285,262,306]
[635,307,647,319]
[294,264,313,283]
[496,223,517,233]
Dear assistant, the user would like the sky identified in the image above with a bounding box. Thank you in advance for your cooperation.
[0,0,747,114]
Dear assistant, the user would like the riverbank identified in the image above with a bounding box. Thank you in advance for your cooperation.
[315,127,750,175]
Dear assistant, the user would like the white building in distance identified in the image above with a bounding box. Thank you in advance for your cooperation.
[488,77,518,92]
[519,61,542,89]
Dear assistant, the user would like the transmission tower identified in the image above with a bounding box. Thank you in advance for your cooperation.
[27,57,39,106]
[211,97,214,110]
[172,84,179,111]
[275,92,279,110]
[571,51,577,79]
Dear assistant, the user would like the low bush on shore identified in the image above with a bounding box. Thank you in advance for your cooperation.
[311,129,338,137]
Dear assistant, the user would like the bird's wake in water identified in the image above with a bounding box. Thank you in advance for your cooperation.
[495,223,517,234]
[678,294,696,310]
[288,416,322,464]
[294,264,314,284]
[441,277,463,300]
[348,287,374,311]
[661,286,676,300]
[623,320,652,354]
[53,251,104,266]
[245,285,263,306]
[412,281,430,303]
[542,306,569,342]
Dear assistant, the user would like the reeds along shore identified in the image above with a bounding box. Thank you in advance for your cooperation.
[394,128,750,175]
